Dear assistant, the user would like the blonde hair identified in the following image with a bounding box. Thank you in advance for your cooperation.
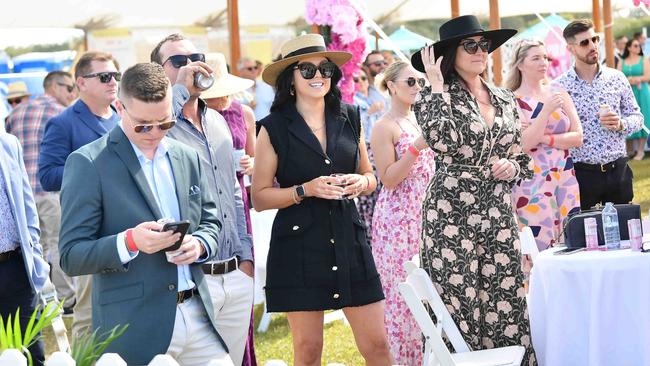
[505,39,546,91]
[379,61,410,94]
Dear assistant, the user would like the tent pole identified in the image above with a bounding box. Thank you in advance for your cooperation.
[592,0,602,33]
[603,0,614,67]
[228,0,241,76]
[375,32,380,50]
[489,0,503,86]
[451,0,460,18]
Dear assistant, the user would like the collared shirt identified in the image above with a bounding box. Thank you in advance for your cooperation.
[365,85,390,139]
[0,166,20,253]
[250,80,275,121]
[6,94,65,193]
[556,65,643,164]
[167,85,253,263]
[354,91,382,142]
[115,132,195,291]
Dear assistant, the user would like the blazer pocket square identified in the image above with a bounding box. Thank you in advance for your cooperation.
[189,185,201,195]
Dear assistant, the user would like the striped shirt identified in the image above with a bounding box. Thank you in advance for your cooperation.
[6,95,65,193]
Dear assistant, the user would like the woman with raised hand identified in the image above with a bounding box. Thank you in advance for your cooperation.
[411,15,536,365]
[370,60,435,365]
[252,34,393,366]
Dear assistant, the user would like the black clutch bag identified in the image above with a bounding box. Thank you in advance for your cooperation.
[563,204,641,248]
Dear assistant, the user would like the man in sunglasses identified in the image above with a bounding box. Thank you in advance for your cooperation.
[6,71,77,316]
[152,33,254,365]
[58,62,230,366]
[557,19,643,210]
[5,81,31,108]
[362,51,389,131]
[38,51,121,339]
[237,56,274,120]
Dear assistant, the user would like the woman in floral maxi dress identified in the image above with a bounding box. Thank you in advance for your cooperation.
[411,15,537,365]
[370,61,435,365]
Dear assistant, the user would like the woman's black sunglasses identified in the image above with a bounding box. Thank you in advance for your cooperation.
[162,53,206,68]
[459,39,492,54]
[353,76,368,83]
[293,61,337,80]
[397,77,426,88]
[82,72,121,83]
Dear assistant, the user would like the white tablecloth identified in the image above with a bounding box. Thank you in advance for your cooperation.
[528,248,650,366]
[250,208,276,305]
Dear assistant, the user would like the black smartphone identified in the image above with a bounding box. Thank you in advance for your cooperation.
[161,220,190,252]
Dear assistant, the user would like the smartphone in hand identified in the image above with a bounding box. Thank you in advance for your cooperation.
[161,220,190,252]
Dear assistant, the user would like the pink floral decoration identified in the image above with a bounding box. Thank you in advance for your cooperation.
[632,0,650,7]
[305,0,369,103]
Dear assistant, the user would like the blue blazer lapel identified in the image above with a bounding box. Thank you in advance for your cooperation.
[108,128,164,219]
[73,100,110,137]
[167,144,188,221]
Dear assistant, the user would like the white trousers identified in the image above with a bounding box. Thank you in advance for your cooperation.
[166,295,233,366]
[205,268,255,366]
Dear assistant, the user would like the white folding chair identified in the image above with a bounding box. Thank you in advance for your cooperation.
[399,267,525,366]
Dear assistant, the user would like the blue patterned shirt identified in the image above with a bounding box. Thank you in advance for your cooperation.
[556,65,643,164]
[0,166,20,253]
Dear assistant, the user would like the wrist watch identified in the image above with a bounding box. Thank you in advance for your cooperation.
[295,185,306,199]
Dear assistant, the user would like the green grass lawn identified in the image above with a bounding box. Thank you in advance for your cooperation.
[42,158,650,365]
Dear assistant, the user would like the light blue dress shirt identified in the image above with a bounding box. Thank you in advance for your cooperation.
[115,131,197,291]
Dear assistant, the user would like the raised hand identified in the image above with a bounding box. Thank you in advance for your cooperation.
[421,45,444,92]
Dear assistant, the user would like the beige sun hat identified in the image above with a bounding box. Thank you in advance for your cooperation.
[6,81,31,99]
[200,52,255,100]
[262,33,352,87]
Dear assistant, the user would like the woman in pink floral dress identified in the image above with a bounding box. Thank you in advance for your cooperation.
[370,61,435,365]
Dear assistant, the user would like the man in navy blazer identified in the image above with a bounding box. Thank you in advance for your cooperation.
[59,63,231,365]
[38,51,121,338]
[0,131,50,366]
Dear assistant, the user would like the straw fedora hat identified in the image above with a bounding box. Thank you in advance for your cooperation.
[411,15,516,73]
[6,81,31,99]
[262,34,352,86]
[200,53,255,100]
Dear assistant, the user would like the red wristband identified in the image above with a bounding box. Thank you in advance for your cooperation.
[125,229,138,252]
[548,135,554,147]
[408,145,420,157]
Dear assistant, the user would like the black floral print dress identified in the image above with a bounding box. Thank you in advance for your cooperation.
[414,77,536,365]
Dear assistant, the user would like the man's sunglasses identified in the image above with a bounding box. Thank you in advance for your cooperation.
[353,76,368,83]
[574,35,600,47]
[57,82,75,93]
[245,66,257,72]
[162,53,206,68]
[122,104,176,133]
[459,39,492,54]
[7,98,22,106]
[367,60,387,67]
[293,61,337,80]
[397,77,426,88]
[82,72,121,83]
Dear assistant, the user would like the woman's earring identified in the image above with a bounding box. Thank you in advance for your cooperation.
[290,85,295,96]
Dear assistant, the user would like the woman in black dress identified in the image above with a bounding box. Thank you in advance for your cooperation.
[252,34,393,365]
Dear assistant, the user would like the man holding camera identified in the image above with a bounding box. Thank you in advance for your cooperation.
[58,63,231,365]
[151,34,255,366]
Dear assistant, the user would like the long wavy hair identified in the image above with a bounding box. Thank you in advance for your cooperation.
[505,39,546,91]
[270,58,343,114]
[622,38,644,59]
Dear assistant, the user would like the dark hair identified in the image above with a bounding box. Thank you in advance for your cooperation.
[633,31,644,40]
[563,19,594,43]
[74,51,118,79]
[151,33,186,64]
[622,38,644,59]
[270,60,343,113]
[364,50,383,65]
[43,70,72,89]
[439,44,459,85]
[119,63,170,102]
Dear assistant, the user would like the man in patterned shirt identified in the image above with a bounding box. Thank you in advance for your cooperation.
[5,71,77,311]
[557,19,643,210]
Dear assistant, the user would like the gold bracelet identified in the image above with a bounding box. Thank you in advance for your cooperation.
[363,174,371,191]
[291,186,301,205]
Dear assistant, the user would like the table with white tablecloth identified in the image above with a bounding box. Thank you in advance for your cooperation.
[528,247,650,366]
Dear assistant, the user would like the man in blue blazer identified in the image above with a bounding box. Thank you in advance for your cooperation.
[38,51,120,337]
[59,63,231,365]
[0,131,50,366]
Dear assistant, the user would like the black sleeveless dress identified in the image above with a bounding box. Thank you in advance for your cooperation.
[257,103,385,312]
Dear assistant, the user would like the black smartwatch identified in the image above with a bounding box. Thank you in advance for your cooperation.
[295,185,306,199]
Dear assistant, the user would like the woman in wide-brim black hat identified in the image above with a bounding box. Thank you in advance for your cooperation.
[412,15,538,365]
[252,34,394,365]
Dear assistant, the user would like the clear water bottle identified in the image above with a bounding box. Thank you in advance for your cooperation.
[602,202,621,249]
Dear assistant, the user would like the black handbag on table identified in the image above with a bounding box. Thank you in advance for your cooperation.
[562,204,641,248]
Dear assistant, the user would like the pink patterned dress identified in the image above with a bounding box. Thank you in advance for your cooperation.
[371,123,435,366]
[512,95,581,251]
